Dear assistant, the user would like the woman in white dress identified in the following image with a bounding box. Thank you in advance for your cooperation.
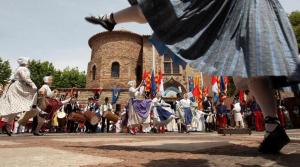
[179,93,193,133]
[232,100,245,128]
[0,57,38,136]
[127,80,152,134]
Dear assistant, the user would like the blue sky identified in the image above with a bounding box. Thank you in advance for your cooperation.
[0,0,299,72]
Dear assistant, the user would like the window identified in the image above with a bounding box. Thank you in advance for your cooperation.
[164,55,180,74]
[111,62,120,78]
[92,65,96,80]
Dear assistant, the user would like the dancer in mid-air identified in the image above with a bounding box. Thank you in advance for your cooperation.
[85,0,300,153]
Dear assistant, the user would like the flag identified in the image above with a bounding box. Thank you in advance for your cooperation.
[112,88,121,104]
[188,76,194,92]
[144,71,151,92]
[151,70,156,97]
[159,71,164,95]
[239,90,245,103]
[211,76,219,103]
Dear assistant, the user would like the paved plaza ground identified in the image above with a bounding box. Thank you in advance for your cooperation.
[1,130,300,167]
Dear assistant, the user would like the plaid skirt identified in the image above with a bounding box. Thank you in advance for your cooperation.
[130,0,300,87]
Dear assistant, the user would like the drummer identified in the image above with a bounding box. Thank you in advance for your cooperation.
[100,97,113,133]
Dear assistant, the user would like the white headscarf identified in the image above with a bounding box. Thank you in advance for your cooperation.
[127,80,136,87]
[43,76,53,83]
[17,57,30,66]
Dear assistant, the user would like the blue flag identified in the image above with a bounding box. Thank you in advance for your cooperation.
[112,88,121,104]
[151,70,156,97]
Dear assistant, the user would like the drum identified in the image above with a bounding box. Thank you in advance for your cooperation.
[84,111,100,125]
[68,112,86,123]
[18,110,38,126]
[57,111,67,127]
[103,111,119,123]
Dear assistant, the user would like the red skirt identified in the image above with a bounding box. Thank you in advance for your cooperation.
[45,98,63,120]
[254,111,265,131]
[217,115,227,128]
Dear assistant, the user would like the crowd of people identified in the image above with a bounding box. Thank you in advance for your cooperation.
[0,58,295,136]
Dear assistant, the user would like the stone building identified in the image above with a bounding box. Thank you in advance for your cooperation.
[86,31,210,111]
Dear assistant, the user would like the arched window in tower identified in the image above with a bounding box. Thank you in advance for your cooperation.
[92,65,97,80]
[111,62,120,78]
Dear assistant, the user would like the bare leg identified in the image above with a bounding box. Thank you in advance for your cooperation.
[234,77,290,153]
[85,5,147,31]
[113,5,147,24]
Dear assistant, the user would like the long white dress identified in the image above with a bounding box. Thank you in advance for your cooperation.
[0,67,37,116]
[152,97,175,129]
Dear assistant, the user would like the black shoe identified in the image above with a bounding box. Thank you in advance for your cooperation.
[33,132,44,136]
[3,124,12,136]
[258,117,290,154]
[85,14,116,31]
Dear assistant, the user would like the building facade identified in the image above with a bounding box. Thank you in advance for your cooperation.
[86,31,210,110]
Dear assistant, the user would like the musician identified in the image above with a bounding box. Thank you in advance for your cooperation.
[0,57,38,136]
[65,98,79,133]
[100,97,113,133]
[203,96,214,132]
[84,97,99,133]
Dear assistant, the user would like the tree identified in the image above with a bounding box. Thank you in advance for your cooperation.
[28,60,56,88]
[289,11,300,48]
[0,58,12,86]
[53,67,86,88]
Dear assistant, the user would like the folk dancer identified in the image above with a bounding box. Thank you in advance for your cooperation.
[127,80,152,134]
[216,100,228,129]
[232,100,245,128]
[85,0,299,153]
[179,93,193,133]
[152,92,175,133]
[36,76,71,135]
[0,57,38,136]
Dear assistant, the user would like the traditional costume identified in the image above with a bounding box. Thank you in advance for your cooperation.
[152,94,175,131]
[0,57,38,136]
[216,103,228,129]
[179,97,193,131]
[232,102,245,128]
[127,80,152,134]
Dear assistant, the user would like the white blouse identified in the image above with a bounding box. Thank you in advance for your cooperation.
[180,99,192,108]
[14,67,36,89]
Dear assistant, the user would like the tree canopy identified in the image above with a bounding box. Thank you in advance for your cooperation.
[289,11,300,48]
[28,60,86,88]
[0,58,12,86]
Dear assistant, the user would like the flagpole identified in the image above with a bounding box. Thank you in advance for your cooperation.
[152,45,156,74]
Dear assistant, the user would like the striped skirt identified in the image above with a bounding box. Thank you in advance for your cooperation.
[131,0,300,86]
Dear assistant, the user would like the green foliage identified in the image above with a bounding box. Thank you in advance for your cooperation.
[28,60,86,88]
[0,58,12,86]
[289,11,300,48]
[53,67,86,88]
[28,60,56,88]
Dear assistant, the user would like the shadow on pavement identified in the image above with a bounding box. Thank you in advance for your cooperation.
[142,158,210,167]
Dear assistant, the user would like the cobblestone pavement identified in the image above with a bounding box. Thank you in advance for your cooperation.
[0,129,300,167]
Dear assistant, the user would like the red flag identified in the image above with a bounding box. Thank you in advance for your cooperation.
[192,84,200,97]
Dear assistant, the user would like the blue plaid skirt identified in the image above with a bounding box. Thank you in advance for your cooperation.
[130,0,300,87]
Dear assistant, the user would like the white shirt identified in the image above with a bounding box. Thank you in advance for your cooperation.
[100,103,113,115]
[180,99,191,108]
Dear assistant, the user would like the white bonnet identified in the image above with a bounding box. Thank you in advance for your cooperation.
[127,80,136,86]
[17,57,30,66]
[43,76,53,83]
